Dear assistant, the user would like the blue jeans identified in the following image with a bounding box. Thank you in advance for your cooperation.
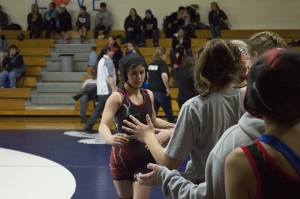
[141,29,159,45]
[211,25,222,38]
[93,25,111,38]
[80,84,97,117]
[0,70,22,88]
[85,94,110,129]
[152,90,175,123]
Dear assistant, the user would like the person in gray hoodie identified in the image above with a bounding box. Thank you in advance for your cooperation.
[93,2,112,39]
[136,31,287,199]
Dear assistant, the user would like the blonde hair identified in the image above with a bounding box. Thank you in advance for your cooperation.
[194,39,242,96]
[247,31,287,57]
[152,47,166,62]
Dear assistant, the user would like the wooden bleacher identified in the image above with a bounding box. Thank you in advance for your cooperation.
[1,29,300,117]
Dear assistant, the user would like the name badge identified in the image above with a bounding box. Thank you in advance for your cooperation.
[148,65,158,71]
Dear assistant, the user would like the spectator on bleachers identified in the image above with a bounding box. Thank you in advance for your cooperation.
[27,3,43,39]
[83,45,117,133]
[43,2,59,38]
[225,48,300,199]
[125,40,140,55]
[208,2,229,38]
[183,6,198,38]
[170,27,192,69]
[88,46,98,68]
[93,2,112,39]
[124,8,143,47]
[0,32,8,66]
[148,47,175,123]
[57,4,71,44]
[141,9,159,47]
[99,36,123,85]
[73,68,97,123]
[123,39,245,185]
[135,31,287,199]
[164,6,186,38]
[76,6,90,43]
[0,45,25,88]
[185,4,209,30]
[0,5,8,30]
[174,54,198,109]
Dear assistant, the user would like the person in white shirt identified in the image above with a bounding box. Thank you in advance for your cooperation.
[84,45,117,133]
[73,68,97,123]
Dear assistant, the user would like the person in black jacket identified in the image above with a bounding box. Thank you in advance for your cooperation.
[165,6,186,38]
[76,6,90,43]
[57,4,72,43]
[141,9,159,47]
[208,2,228,38]
[0,5,8,30]
[0,45,25,88]
[170,27,192,69]
[27,3,43,38]
[124,8,143,47]
[99,36,123,85]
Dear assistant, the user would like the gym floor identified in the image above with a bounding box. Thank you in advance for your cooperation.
[0,117,186,199]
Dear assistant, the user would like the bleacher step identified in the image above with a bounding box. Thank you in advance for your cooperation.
[46,62,88,72]
[36,82,82,93]
[31,93,77,105]
[55,44,95,53]
[50,53,90,62]
[41,72,86,82]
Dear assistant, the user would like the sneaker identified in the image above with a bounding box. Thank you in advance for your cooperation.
[80,116,87,123]
[138,43,143,47]
[97,34,105,39]
[83,125,97,134]
[153,43,159,47]
[72,93,82,101]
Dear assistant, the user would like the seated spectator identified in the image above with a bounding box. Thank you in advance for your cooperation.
[99,36,123,85]
[0,5,8,30]
[185,4,209,30]
[183,6,197,38]
[0,45,26,88]
[73,68,97,123]
[125,40,140,55]
[124,8,143,47]
[209,2,229,38]
[142,9,159,47]
[57,4,71,43]
[0,32,8,66]
[122,39,245,185]
[148,47,175,123]
[164,6,185,38]
[27,3,43,39]
[170,27,192,69]
[88,46,98,68]
[93,2,112,39]
[43,2,59,38]
[76,6,90,43]
[225,48,300,199]
[174,54,198,109]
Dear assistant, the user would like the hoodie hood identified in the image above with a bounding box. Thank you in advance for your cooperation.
[238,112,265,139]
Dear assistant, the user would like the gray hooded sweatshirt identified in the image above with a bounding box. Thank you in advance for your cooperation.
[157,112,265,199]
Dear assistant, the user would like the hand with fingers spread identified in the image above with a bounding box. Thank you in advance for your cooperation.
[137,163,162,186]
[122,114,155,143]
[109,133,129,146]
